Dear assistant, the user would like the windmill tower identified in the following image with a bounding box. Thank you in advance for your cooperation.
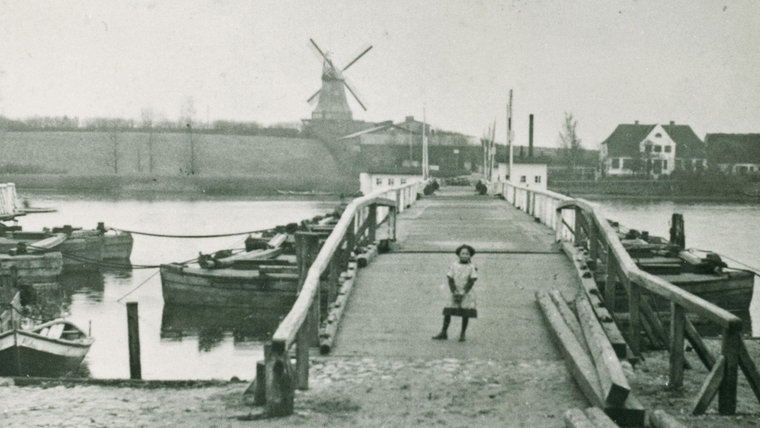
[307,39,372,121]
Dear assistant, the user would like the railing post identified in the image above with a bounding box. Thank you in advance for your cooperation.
[588,219,599,264]
[719,325,741,414]
[265,341,294,416]
[295,232,322,345]
[669,302,685,389]
[368,204,377,244]
[554,207,564,242]
[605,250,617,311]
[295,322,309,390]
[626,278,641,356]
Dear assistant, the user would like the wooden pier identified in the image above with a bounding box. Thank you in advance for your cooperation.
[253,181,760,424]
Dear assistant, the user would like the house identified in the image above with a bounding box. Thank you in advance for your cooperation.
[599,121,706,177]
[496,160,548,190]
[705,133,760,175]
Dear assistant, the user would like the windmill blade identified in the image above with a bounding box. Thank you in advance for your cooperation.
[342,45,373,71]
[309,38,328,60]
[343,79,367,111]
[307,88,321,104]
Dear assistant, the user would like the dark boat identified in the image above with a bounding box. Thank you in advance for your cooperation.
[160,233,300,307]
[605,221,755,329]
[0,318,94,377]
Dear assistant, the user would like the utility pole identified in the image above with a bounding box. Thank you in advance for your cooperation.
[507,90,513,183]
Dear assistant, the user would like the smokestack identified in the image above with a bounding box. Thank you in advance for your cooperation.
[528,114,534,158]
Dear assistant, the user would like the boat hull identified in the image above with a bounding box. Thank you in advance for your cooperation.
[0,252,63,284]
[102,232,133,260]
[0,329,92,377]
[160,264,299,307]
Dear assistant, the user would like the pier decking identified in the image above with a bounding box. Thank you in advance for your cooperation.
[335,188,580,360]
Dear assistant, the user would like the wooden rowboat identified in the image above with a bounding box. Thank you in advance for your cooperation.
[160,233,300,307]
[0,318,94,377]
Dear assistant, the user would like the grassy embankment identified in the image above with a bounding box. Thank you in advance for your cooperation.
[0,131,356,197]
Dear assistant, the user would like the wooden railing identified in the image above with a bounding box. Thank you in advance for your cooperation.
[494,181,760,416]
[258,180,425,416]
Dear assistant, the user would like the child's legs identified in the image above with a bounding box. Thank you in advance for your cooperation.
[442,315,451,332]
[460,316,469,334]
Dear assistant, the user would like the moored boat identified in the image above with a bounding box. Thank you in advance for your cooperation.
[0,252,63,285]
[0,318,94,377]
[160,233,300,307]
[601,219,755,330]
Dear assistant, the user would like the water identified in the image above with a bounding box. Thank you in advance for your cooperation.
[10,193,338,380]
[585,198,760,336]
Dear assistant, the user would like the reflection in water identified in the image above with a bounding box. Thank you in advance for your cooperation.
[58,269,107,301]
[160,303,288,352]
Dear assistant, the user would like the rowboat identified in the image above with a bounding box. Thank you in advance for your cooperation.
[0,318,94,377]
[160,233,300,307]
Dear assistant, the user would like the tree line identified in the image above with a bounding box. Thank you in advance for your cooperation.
[0,115,302,137]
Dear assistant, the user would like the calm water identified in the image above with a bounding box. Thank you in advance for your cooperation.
[586,198,760,336]
[11,194,760,379]
[12,193,338,380]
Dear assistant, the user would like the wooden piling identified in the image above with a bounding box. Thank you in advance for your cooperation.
[126,302,141,380]
[669,302,685,389]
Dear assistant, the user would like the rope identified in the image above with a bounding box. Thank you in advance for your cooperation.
[116,269,160,302]
[108,227,271,239]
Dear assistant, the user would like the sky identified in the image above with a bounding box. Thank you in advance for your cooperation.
[1,0,759,149]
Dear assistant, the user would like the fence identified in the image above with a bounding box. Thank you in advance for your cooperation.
[493,180,760,415]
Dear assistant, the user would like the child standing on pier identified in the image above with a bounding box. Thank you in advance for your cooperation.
[433,244,478,342]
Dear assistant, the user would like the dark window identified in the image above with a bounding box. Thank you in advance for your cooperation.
[664,146,672,153]
[611,158,620,168]
[654,145,662,153]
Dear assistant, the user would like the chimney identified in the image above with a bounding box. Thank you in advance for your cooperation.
[528,114,534,158]
[405,116,414,122]
[635,120,639,124]
[669,120,675,126]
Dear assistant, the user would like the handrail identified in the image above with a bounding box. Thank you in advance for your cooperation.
[554,199,741,329]
[499,179,757,416]
[261,179,426,416]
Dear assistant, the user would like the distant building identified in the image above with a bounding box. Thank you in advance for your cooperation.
[497,161,548,191]
[359,169,423,195]
[705,133,760,175]
[338,116,481,175]
[599,121,706,178]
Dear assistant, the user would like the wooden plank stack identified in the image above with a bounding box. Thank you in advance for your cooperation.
[537,290,645,426]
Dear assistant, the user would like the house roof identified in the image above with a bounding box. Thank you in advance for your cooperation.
[337,121,404,140]
[601,124,656,157]
[662,124,705,158]
[602,123,704,158]
[705,133,760,164]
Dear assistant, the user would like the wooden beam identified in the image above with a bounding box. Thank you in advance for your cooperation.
[719,329,740,414]
[669,303,685,389]
[583,406,617,428]
[649,409,687,428]
[684,316,715,370]
[640,293,669,348]
[549,290,588,355]
[563,408,595,428]
[603,393,646,427]
[265,345,294,416]
[738,339,760,405]
[692,355,725,415]
[576,294,630,407]
[535,291,604,408]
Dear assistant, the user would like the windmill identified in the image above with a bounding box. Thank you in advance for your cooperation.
[307,38,372,121]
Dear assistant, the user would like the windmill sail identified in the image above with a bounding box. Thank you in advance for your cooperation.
[307,39,372,120]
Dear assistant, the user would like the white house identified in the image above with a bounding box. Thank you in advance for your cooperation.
[359,170,423,195]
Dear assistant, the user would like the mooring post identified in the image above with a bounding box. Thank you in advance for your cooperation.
[626,277,641,356]
[265,341,294,417]
[126,302,141,380]
[605,250,617,311]
[670,213,685,248]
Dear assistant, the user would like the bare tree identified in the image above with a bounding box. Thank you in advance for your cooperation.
[559,112,583,174]
[180,97,197,175]
[140,107,155,173]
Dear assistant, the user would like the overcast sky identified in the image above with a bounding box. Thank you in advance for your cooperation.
[1,0,759,148]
